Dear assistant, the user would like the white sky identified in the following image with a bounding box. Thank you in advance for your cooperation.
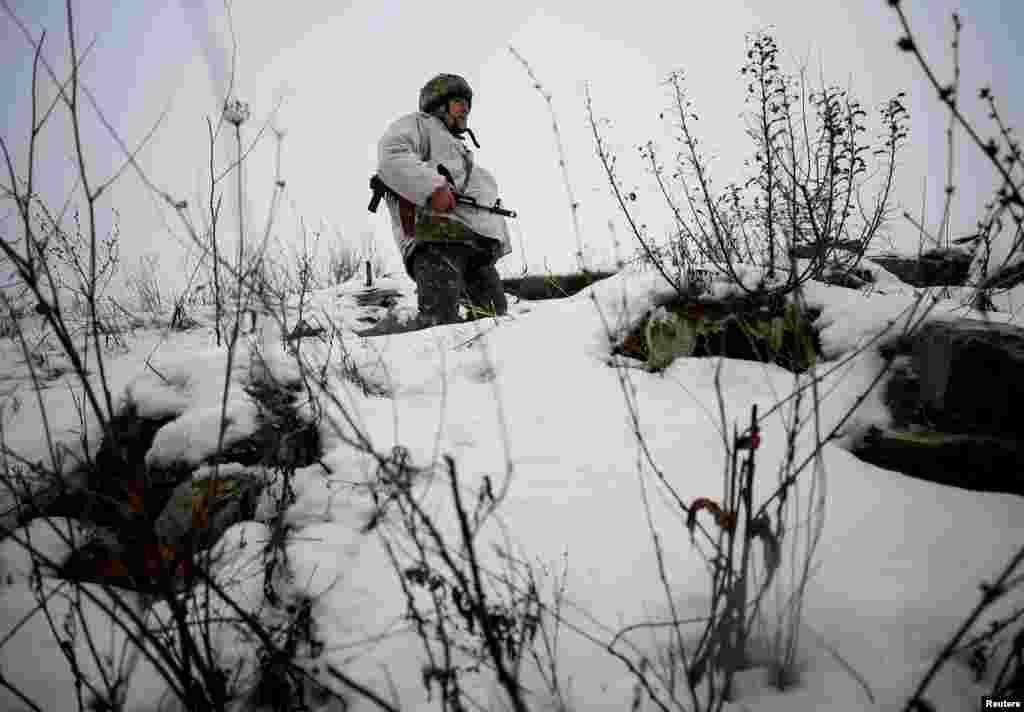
[2,0,1023,298]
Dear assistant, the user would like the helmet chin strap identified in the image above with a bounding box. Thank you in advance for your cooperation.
[459,127,481,148]
[433,105,482,148]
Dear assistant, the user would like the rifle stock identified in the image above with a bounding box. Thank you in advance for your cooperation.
[368,175,388,213]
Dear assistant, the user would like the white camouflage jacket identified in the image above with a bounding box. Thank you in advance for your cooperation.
[377,112,513,274]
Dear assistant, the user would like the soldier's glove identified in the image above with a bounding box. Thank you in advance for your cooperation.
[429,186,455,213]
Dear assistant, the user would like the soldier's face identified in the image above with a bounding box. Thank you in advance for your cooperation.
[446,97,469,131]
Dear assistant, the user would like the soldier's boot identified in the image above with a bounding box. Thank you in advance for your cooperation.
[464,260,507,320]
[411,245,466,327]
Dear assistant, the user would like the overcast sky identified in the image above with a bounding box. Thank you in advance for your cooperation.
[2,0,1022,299]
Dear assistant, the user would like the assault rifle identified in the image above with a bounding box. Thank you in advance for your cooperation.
[368,165,517,218]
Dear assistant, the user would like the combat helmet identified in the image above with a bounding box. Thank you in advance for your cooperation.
[419,74,473,114]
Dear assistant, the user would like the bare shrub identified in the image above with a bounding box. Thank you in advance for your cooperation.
[326,228,388,286]
[597,31,908,299]
[327,235,362,286]
[125,252,164,314]
[0,5,355,710]
[511,39,938,709]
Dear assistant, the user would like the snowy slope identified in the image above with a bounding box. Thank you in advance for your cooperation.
[0,267,1020,711]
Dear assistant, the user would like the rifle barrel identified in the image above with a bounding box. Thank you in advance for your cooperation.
[454,195,516,217]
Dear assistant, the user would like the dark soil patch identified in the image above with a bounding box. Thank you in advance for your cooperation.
[819,264,875,290]
[501,271,617,301]
[856,322,1024,496]
[238,376,322,470]
[354,288,402,309]
[871,248,972,287]
[854,427,1024,497]
[11,368,324,592]
[612,293,822,374]
[23,405,183,532]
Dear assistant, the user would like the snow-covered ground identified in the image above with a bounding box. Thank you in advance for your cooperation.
[0,264,1020,711]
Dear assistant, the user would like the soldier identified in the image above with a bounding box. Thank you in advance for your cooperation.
[377,74,512,326]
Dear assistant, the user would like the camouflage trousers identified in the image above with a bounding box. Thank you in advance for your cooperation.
[409,239,508,327]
